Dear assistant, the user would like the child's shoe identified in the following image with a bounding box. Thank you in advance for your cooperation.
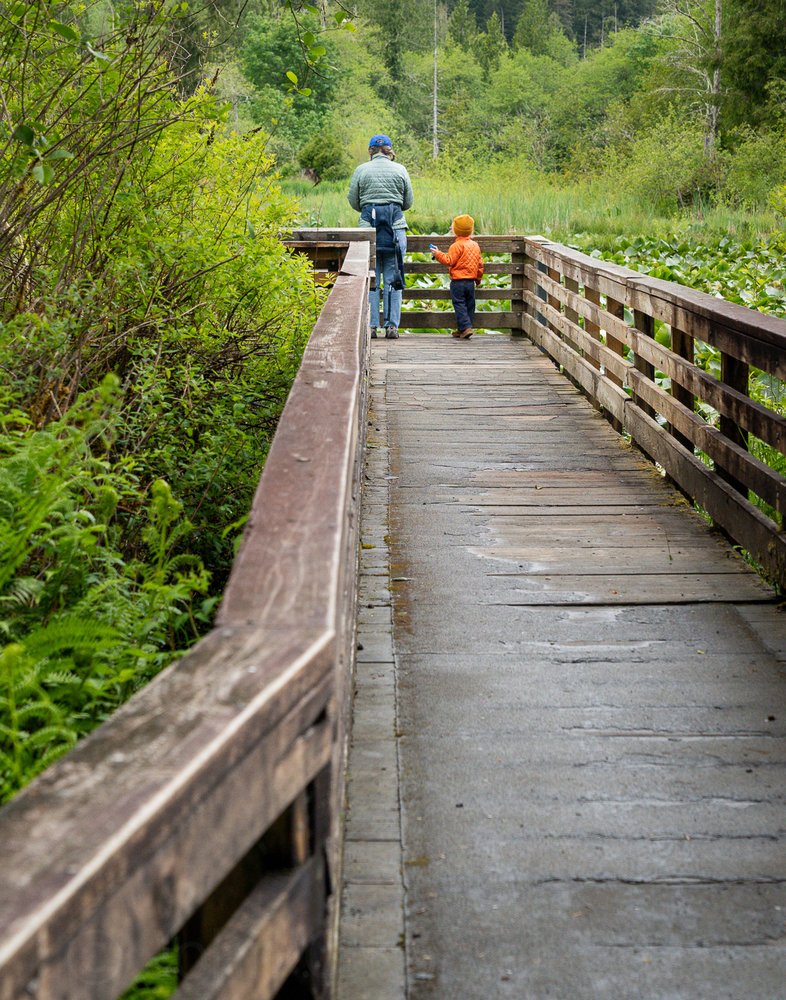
[385,326,399,339]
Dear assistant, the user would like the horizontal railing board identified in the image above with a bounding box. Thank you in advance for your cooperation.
[173,856,325,1000]
[0,627,333,1000]
[628,273,786,353]
[400,311,523,329]
[404,288,523,301]
[286,227,376,269]
[405,260,523,275]
[218,253,368,630]
[525,237,633,303]
[407,234,525,253]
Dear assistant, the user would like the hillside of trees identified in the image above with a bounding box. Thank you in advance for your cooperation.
[178,0,786,225]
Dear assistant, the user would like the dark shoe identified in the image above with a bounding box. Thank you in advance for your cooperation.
[370,328,378,339]
[459,327,473,339]
[385,327,399,339]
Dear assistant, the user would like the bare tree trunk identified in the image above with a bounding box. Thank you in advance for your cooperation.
[432,0,439,159]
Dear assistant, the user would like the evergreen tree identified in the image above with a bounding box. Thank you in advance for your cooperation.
[481,0,526,40]
[514,0,559,52]
[722,0,786,129]
[475,10,508,76]
[449,0,480,46]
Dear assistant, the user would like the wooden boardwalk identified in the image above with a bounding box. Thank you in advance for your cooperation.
[338,334,786,1000]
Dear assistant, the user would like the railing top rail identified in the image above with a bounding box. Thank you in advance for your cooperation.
[526,236,786,352]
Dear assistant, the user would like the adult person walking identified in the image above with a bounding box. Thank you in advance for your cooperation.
[348,133,413,340]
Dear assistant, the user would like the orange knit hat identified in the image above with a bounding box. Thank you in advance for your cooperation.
[452,214,474,237]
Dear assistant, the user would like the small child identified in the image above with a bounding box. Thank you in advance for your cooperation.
[429,214,484,339]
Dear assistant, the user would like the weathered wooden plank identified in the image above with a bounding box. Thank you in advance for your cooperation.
[174,856,326,1000]
[627,274,786,354]
[405,261,522,275]
[218,266,368,628]
[401,311,523,330]
[407,235,525,253]
[340,240,376,279]
[404,288,523,301]
[0,629,334,1000]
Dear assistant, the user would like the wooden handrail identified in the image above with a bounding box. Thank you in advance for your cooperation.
[0,239,371,1000]
[520,236,786,587]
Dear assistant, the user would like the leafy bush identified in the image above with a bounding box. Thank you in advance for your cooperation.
[298,130,354,182]
[0,1,324,801]
[0,379,216,802]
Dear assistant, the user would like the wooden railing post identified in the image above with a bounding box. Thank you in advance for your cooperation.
[584,284,602,371]
[632,308,657,418]
[670,326,696,451]
[718,352,750,496]
[604,296,626,432]
[512,241,527,337]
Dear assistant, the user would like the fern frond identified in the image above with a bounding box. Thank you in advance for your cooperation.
[22,617,120,660]
[25,726,76,750]
[16,702,63,727]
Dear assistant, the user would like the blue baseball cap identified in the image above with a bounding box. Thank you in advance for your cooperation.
[369,134,393,148]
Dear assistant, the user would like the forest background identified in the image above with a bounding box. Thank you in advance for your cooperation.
[1,0,785,861]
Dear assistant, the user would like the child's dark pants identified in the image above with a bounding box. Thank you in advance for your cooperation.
[450,278,476,331]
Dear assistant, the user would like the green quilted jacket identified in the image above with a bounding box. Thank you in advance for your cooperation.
[347,154,413,228]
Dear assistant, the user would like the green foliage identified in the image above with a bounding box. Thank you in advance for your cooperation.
[298,130,355,181]
[0,0,323,803]
[474,10,507,78]
[241,10,339,102]
[119,946,179,1000]
[0,380,216,803]
[611,111,716,213]
[722,125,786,210]
[594,234,786,318]
[513,0,573,60]
[449,0,479,48]
[722,0,786,131]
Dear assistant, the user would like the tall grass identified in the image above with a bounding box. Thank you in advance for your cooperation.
[285,169,784,244]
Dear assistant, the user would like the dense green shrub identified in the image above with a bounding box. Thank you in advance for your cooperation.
[0,1,324,801]
[298,130,355,182]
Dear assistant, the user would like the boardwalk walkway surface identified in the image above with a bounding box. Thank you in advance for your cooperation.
[337,334,786,1000]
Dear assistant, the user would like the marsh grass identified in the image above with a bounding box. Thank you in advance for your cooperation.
[285,170,783,244]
